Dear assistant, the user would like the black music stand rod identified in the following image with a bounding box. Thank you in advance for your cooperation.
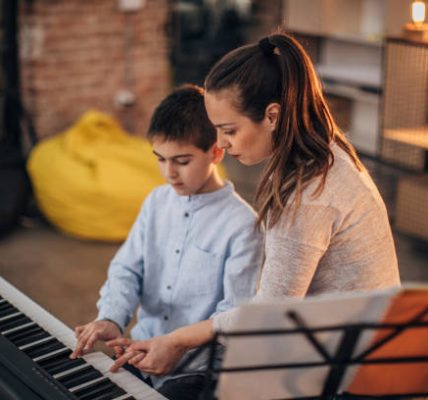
[195,306,428,400]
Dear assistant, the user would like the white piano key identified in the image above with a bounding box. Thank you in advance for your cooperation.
[19,335,54,350]
[83,352,166,400]
[0,276,167,400]
[52,363,89,380]
[2,321,36,335]
[69,375,107,392]
[0,311,22,322]
[33,347,69,362]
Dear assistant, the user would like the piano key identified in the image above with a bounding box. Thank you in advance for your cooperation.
[0,314,33,332]
[23,337,65,359]
[77,379,125,400]
[39,351,85,375]
[11,326,50,347]
[114,395,137,400]
[2,321,37,336]
[18,335,54,350]
[33,346,69,362]
[70,376,108,393]
[0,310,22,322]
[0,303,18,317]
[6,324,48,343]
[58,365,103,389]
[90,386,127,400]
[0,276,166,400]
[72,377,120,399]
[0,304,20,315]
[53,362,89,379]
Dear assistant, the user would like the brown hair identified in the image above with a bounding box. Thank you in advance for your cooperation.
[147,84,216,152]
[205,32,363,228]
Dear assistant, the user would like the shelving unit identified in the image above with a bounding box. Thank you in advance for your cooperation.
[283,0,412,156]
[381,37,428,240]
[381,37,428,171]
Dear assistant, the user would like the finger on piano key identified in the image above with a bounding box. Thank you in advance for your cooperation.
[0,276,167,400]
[38,350,86,375]
[110,350,140,373]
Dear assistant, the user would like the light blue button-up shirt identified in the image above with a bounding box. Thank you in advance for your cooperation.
[97,181,262,386]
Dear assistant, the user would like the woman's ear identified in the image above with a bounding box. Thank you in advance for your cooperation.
[211,144,225,164]
[265,102,280,129]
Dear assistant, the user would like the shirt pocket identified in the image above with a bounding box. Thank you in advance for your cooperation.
[180,244,224,297]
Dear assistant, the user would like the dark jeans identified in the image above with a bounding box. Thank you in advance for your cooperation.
[158,375,213,400]
[122,361,213,400]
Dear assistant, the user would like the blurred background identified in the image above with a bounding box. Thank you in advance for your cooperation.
[0,0,428,330]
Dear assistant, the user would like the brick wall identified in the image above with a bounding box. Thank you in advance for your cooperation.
[19,0,171,139]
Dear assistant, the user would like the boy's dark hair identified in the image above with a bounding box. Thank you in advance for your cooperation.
[147,84,216,152]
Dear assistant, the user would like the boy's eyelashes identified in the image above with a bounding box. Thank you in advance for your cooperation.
[156,157,190,166]
[223,129,236,136]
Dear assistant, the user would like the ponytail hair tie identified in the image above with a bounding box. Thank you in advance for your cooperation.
[258,37,275,56]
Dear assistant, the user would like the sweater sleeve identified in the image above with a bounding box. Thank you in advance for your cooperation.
[213,204,336,332]
[258,203,335,299]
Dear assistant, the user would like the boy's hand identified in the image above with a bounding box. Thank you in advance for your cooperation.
[107,334,186,376]
[71,320,122,359]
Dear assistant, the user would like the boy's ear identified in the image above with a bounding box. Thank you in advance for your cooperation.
[211,144,225,164]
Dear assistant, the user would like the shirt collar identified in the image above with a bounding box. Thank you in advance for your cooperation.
[178,181,234,211]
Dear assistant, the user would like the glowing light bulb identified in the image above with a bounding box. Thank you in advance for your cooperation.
[412,1,426,25]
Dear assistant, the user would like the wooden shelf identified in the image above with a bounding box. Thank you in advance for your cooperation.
[323,82,378,103]
[384,127,428,150]
[290,29,383,47]
[317,64,382,89]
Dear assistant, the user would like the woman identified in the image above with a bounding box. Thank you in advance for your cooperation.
[107,32,400,382]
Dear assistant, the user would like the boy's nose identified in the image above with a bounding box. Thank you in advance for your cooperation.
[166,163,178,178]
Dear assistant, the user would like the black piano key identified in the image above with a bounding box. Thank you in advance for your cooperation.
[37,349,73,371]
[58,365,103,389]
[0,314,32,331]
[34,346,70,364]
[0,299,12,308]
[0,304,19,318]
[11,327,50,347]
[20,335,55,349]
[45,356,86,376]
[91,385,127,400]
[24,338,65,359]
[82,384,126,400]
[0,300,13,309]
[5,324,47,343]
[73,378,118,400]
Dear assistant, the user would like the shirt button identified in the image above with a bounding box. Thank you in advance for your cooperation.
[175,249,180,254]
[167,285,172,290]
[184,212,189,217]
[164,315,169,321]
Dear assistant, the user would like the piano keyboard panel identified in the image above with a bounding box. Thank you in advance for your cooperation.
[0,277,166,400]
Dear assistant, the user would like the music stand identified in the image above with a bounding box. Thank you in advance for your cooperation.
[196,286,428,400]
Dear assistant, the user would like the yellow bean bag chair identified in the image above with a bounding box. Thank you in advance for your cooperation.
[27,111,165,241]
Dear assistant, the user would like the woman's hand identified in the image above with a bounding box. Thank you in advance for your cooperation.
[107,334,186,376]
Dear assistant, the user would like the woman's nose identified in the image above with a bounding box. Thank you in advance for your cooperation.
[217,134,230,150]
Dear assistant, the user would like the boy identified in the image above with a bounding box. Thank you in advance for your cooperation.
[71,85,262,399]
